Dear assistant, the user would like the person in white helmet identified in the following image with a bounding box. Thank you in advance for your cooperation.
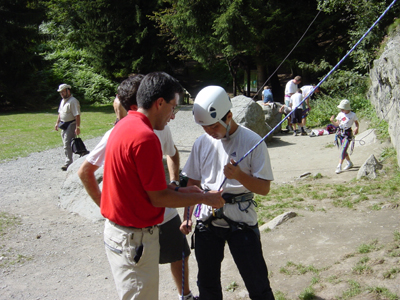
[180,86,275,299]
[54,83,81,171]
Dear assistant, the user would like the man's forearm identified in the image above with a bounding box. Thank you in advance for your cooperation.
[78,160,101,207]
[167,146,180,181]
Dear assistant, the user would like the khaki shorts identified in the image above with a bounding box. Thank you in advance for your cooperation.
[104,220,160,300]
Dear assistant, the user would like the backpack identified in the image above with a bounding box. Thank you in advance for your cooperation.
[71,137,90,157]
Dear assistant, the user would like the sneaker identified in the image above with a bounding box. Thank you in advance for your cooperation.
[335,166,342,174]
[180,292,198,300]
[343,161,353,170]
[61,165,69,171]
[293,131,299,136]
[301,131,308,136]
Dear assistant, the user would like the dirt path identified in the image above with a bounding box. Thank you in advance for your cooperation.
[0,111,398,300]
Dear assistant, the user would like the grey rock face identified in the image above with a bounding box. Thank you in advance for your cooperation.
[58,156,104,222]
[368,27,400,167]
[357,154,383,180]
[231,95,270,142]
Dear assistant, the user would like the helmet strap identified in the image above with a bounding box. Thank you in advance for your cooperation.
[219,120,231,141]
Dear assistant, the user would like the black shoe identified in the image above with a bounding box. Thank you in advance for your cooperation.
[61,165,69,171]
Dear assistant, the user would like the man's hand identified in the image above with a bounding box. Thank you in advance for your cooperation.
[54,123,59,131]
[202,190,224,209]
[75,127,81,136]
[224,159,242,180]
[180,219,193,235]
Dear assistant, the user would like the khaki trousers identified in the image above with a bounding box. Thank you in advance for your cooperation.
[104,220,160,300]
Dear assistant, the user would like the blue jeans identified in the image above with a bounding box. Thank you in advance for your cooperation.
[194,222,275,300]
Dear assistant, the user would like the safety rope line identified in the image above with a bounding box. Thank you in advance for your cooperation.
[181,206,191,300]
[218,0,398,191]
[355,98,397,146]
[233,9,321,121]
[252,9,321,100]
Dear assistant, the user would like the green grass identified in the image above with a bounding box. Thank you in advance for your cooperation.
[340,280,362,299]
[0,212,21,236]
[357,240,380,254]
[0,104,116,162]
[367,286,399,300]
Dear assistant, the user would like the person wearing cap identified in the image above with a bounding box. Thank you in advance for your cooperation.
[180,86,275,299]
[284,75,302,131]
[330,99,359,174]
[100,72,224,300]
[54,84,81,171]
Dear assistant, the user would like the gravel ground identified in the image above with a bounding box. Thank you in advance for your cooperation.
[1,105,399,299]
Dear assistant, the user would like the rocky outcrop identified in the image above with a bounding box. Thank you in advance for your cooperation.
[256,101,283,135]
[368,26,400,166]
[58,156,104,221]
[357,154,383,180]
[231,95,271,142]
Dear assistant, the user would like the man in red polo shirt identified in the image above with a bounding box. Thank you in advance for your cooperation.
[101,72,225,300]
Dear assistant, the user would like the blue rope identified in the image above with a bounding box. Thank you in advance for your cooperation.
[181,206,191,300]
[219,0,398,191]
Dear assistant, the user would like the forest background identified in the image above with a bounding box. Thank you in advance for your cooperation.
[1,0,400,112]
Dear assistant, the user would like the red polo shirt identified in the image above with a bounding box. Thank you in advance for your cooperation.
[101,111,166,227]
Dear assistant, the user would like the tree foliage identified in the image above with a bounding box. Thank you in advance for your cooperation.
[44,0,170,80]
[0,0,46,109]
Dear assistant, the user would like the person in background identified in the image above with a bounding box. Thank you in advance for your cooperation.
[290,88,307,136]
[330,99,359,174]
[54,83,81,171]
[300,85,320,129]
[262,85,275,108]
[284,75,301,131]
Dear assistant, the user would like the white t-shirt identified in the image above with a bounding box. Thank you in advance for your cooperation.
[86,124,178,224]
[285,80,298,96]
[301,85,315,98]
[58,96,80,122]
[336,111,358,130]
[182,125,274,227]
[290,92,303,109]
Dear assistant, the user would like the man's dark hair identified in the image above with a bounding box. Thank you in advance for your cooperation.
[137,72,183,109]
[118,74,145,111]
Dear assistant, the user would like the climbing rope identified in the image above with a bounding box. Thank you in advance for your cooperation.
[354,98,397,146]
[180,207,191,300]
[252,9,322,100]
[233,9,321,122]
[218,0,398,191]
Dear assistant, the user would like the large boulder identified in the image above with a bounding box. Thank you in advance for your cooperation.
[357,154,383,180]
[58,156,104,221]
[368,26,400,167]
[231,95,271,142]
[256,101,283,135]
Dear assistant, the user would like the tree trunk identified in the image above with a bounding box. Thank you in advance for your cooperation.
[256,63,267,100]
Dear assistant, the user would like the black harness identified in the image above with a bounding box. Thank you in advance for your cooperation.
[191,192,259,249]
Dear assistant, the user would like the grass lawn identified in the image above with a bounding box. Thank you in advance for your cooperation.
[0,104,116,162]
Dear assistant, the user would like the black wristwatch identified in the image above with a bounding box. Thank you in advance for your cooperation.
[170,180,180,186]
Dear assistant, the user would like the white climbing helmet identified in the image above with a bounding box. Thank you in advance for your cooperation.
[193,86,232,126]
